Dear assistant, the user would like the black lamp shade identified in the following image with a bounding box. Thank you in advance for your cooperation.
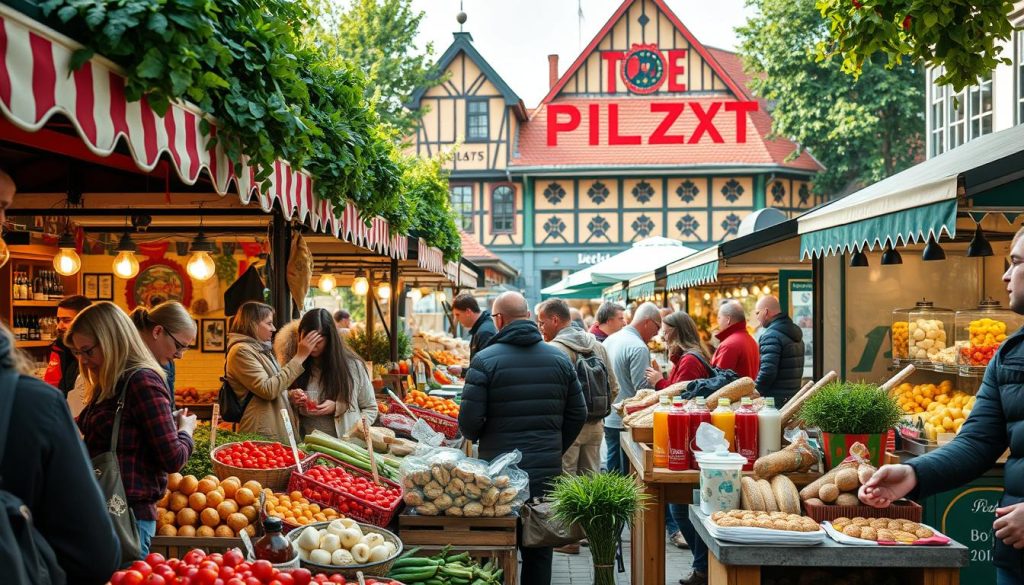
[850,248,869,267]
[115,232,137,253]
[881,246,903,265]
[922,236,946,261]
[967,225,994,257]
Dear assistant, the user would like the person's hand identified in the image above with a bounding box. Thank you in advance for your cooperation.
[310,399,337,416]
[995,503,1024,548]
[176,408,197,436]
[447,365,463,377]
[288,388,306,406]
[295,330,324,360]
[858,464,917,508]
[644,366,663,386]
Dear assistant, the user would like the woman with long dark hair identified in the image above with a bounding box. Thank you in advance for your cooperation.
[274,308,377,437]
[644,311,712,389]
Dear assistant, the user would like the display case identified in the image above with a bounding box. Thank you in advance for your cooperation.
[904,300,954,370]
[956,299,1024,375]
[891,305,913,363]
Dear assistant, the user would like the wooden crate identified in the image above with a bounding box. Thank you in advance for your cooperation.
[398,513,517,547]
[149,536,243,559]
[630,426,653,444]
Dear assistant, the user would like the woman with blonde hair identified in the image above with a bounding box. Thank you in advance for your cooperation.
[225,301,321,442]
[130,301,197,406]
[645,310,712,389]
[275,308,377,438]
[70,301,196,557]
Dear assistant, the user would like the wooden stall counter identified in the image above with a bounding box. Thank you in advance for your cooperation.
[689,505,969,585]
[621,433,821,585]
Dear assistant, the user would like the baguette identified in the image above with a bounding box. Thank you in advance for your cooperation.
[706,377,755,405]
[780,371,838,427]
[741,477,765,511]
[770,475,801,515]
[753,439,817,479]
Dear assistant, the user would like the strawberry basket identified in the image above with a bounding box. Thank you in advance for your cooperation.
[287,453,403,527]
[387,397,460,439]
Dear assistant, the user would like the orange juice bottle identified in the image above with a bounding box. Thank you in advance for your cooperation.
[711,398,736,451]
[653,395,672,467]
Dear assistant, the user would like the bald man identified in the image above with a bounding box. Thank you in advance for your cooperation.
[711,299,760,379]
[753,295,805,405]
[458,291,587,585]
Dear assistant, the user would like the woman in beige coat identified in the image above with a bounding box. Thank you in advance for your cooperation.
[225,301,322,442]
[274,308,378,438]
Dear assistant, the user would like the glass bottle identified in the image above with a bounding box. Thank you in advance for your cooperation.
[252,516,294,563]
[653,395,672,468]
[710,398,736,452]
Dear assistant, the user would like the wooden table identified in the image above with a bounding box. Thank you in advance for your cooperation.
[620,433,820,585]
[689,505,969,584]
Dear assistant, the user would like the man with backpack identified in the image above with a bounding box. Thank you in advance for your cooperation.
[537,299,619,555]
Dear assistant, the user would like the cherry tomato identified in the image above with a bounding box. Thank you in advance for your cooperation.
[276,574,294,585]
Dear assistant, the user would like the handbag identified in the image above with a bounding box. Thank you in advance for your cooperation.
[520,497,585,548]
[681,351,740,400]
[218,362,252,423]
[91,371,142,566]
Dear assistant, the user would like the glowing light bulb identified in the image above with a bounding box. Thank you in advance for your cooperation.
[318,273,336,293]
[740,287,749,297]
[112,251,140,279]
[703,292,711,301]
[53,248,81,276]
[408,288,423,302]
[186,251,216,281]
[377,281,391,301]
[352,276,369,296]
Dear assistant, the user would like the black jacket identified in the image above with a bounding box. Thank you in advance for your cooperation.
[459,319,587,497]
[908,327,1024,578]
[468,310,498,358]
[754,314,805,405]
[2,372,121,583]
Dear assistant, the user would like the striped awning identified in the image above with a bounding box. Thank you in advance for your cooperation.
[628,280,656,300]
[0,7,433,265]
[665,246,720,290]
[603,282,626,303]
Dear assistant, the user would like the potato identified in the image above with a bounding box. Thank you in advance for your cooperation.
[417,503,439,516]
[819,483,840,503]
[464,502,483,517]
[424,480,444,500]
[481,487,500,506]
[403,490,425,506]
[433,494,454,511]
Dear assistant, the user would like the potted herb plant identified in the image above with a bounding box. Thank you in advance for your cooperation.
[550,473,649,585]
[798,381,904,468]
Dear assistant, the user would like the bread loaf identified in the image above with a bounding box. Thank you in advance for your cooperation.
[770,475,801,515]
[706,377,755,405]
[756,479,778,512]
[740,477,766,511]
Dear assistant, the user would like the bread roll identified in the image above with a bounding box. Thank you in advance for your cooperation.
[741,477,766,511]
[770,475,801,515]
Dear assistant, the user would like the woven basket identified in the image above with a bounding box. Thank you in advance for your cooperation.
[287,521,403,577]
[803,499,923,523]
[210,442,298,492]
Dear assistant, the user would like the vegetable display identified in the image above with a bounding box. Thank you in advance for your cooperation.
[183,425,269,479]
[263,490,343,527]
[399,449,528,518]
[292,519,398,567]
[303,431,402,481]
[404,390,460,419]
[156,474,261,538]
[301,465,402,515]
[215,441,306,469]
[387,547,503,585]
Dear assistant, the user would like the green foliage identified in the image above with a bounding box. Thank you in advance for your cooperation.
[182,424,268,478]
[346,327,412,365]
[38,0,461,259]
[551,473,650,585]
[814,0,1016,93]
[798,381,904,434]
[398,155,462,262]
[738,0,924,195]
[312,0,442,136]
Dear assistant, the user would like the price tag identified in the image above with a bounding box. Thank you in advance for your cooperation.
[280,408,304,472]
[210,403,220,455]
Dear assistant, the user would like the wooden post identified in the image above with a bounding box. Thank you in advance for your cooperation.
[269,210,292,327]
[389,258,399,363]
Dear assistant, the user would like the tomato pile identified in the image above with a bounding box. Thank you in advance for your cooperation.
[107,550,399,585]
[215,442,306,469]
[301,465,401,515]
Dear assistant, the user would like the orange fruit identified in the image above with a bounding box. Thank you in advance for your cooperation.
[197,478,218,494]
[220,478,240,498]
[168,492,188,512]
[216,524,236,538]
[196,525,216,537]
[156,492,170,508]
[201,508,221,527]
[234,488,255,506]
[160,510,176,527]
[240,505,258,523]
[290,491,303,501]
[167,473,183,492]
[206,490,225,508]
[217,500,239,521]
[158,524,177,536]
[177,525,196,537]
[242,480,262,494]
[188,492,207,512]
[227,512,249,533]
[176,508,198,527]
[178,475,199,496]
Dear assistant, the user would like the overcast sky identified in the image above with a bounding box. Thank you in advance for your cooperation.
[410,0,754,108]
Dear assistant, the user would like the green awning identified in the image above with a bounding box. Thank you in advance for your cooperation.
[542,282,607,300]
[666,260,719,291]
[603,286,626,303]
[799,199,958,259]
[628,280,656,300]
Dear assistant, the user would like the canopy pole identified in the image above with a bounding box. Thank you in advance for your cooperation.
[389,258,399,362]
[270,209,292,327]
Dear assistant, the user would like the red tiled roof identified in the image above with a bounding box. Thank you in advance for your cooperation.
[512,95,822,172]
[459,231,499,261]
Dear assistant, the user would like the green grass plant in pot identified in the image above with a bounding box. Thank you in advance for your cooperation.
[798,381,904,469]
[550,473,650,585]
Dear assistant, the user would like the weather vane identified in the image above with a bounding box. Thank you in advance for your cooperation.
[457,0,466,32]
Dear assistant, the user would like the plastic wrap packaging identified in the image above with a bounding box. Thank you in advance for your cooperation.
[399,448,530,517]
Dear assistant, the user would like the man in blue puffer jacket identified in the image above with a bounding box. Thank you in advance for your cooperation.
[862,227,1024,585]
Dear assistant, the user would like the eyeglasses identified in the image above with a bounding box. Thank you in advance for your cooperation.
[166,330,190,355]
[70,344,98,358]
[491,313,503,322]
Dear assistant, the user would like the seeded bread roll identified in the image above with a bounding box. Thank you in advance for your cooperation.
[770,475,801,515]
[757,479,778,512]
[741,477,766,511]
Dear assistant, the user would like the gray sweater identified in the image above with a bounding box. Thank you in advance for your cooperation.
[602,325,651,429]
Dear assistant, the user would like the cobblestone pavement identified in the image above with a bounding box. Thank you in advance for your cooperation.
[546,528,695,585]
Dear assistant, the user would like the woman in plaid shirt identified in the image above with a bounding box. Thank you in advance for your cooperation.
[71,302,197,557]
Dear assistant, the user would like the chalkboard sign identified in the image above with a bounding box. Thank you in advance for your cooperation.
[926,480,1003,585]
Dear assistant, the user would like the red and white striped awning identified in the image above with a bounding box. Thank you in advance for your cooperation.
[0,6,441,268]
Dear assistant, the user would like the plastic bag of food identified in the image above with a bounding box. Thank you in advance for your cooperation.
[399,447,465,516]
[379,413,416,438]
[481,450,531,514]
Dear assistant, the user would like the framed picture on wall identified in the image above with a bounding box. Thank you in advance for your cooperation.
[98,274,114,301]
[83,274,99,299]
[201,318,226,353]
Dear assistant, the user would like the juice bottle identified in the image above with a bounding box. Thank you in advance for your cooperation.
[653,395,672,468]
[687,396,712,470]
[253,516,294,563]
[711,398,736,451]
[667,397,691,471]
[758,397,782,456]
[734,397,758,471]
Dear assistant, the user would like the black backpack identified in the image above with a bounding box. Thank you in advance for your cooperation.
[560,344,612,422]
[0,370,65,585]
[217,363,252,423]
[680,350,741,399]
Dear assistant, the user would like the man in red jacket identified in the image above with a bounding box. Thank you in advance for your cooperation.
[711,299,759,379]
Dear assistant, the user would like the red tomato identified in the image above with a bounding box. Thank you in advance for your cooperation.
[251,560,274,583]
[244,578,262,585]
[145,553,166,567]
[277,574,294,585]
[195,568,219,585]
[184,549,207,566]
[226,580,246,585]
[110,572,126,585]
[121,570,146,585]
[220,566,236,579]
[289,569,312,585]
[329,575,346,583]
[223,549,245,568]
[143,575,166,585]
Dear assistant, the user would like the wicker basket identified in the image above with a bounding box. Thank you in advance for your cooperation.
[288,453,403,527]
[210,442,299,492]
[803,499,923,523]
[387,397,460,439]
[287,521,403,577]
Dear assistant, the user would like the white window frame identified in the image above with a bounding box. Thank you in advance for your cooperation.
[929,68,992,154]
[1017,30,1024,126]
[449,184,474,232]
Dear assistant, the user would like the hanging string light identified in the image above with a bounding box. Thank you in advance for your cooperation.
[186,231,216,281]
[351,269,369,296]
[376,274,392,302]
[318,264,337,293]
[53,228,81,276]
[112,232,140,279]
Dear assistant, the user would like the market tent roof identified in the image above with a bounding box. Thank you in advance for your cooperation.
[665,246,720,291]
[798,123,1024,259]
